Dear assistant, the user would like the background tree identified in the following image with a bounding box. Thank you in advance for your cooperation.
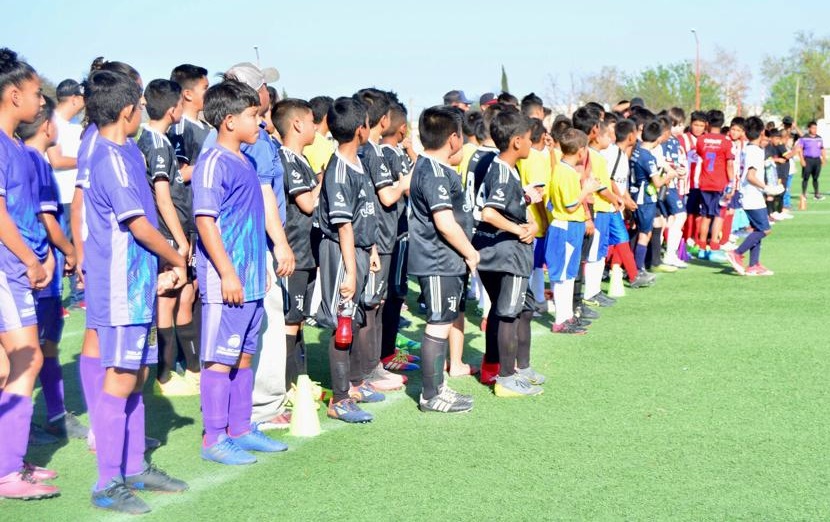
[762,32,830,125]
[622,61,722,112]
[500,65,510,94]
[704,46,751,116]
[575,66,625,107]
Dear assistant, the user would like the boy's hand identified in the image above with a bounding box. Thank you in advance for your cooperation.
[465,251,480,273]
[274,243,295,278]
[523,185,543,204]
[26,258,47,290]
[157,270,179,295]
[369,250,381,273]
[340,272,356,301]
[64,252,77,276]
[222,272,244,306]
[517,224,535,244]
[177,240,190,262]
[398,173,412,192]
[585,219,595,236]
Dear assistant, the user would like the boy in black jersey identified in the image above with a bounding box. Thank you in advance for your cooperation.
[472,109,545,397]
[354,88,410,392]
[316,97,384,423]
[409,106,478,413]
[272,99,320,390]
[168,64,210,179]
[136,79,200,395]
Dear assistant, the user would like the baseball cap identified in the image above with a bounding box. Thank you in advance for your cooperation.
[224,62,280,91]
[479,92,497,107]
[443,90,473,105]
[630,97,645,108]
[56,79,83,99]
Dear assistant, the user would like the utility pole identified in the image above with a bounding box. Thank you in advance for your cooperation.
[691,29,700,110]
[254,46,261,67]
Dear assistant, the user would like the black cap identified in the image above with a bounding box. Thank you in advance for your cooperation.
[443,90,473,105]
[479,92,497,107]
[630,97,645,108]
[56,79,83,99]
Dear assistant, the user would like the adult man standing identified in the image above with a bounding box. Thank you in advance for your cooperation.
[443,90,473,112]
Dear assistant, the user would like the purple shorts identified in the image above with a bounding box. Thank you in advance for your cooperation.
[97,323,158,370]
[0,270,37,333]
[699,190,722,218]
[36,296,64,344]
[201,300,264,366]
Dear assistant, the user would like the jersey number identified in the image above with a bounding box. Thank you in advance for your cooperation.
[705,152,716,172]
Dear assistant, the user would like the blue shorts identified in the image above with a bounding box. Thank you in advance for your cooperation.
[97,323,158,371]
[608,211,630,245]
[633,203,656,234]
[36,296,64,344]
[0,270,37,333]
[745,208,771,233]
[699,190,722,218]
[545,220,585,283]
[201,300,264,366]
[533,236,547,269]
[657,188,685,217]
[686,189,702,215]
[588,212,613,262]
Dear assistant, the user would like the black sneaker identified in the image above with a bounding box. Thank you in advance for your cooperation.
[576,306,599,320]
[125,464,188,493]
[28,423,59,446]
[815,195,826,201]
[91,479,151,514]
[586,292,616,307]
[44,412,89,439]
[630,270,654,288]
[145,436,162,450]
[419,385,473,413]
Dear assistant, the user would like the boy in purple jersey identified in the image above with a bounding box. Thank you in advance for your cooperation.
[193,80,287,465]
[0,47,60,501]
[83,70,189,514]
[18,96,89,441]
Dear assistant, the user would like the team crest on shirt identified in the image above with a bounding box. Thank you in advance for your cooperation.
[361,202,376,216]
[438,185,449,200]
[292,170,302,181]
[23,291,34,306]
[136,334,146,350]
[227,335,242,349]
[493,189,506,202]
[334,192,346,207]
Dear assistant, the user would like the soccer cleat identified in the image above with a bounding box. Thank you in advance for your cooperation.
[814,194,825,201]
[629,270,654,289]
[382,351,420,372]
[348,382,386,403]
[479,361,500,385]
[725,251,745,275]
[28,423,59,446]
[589,293,616,307]
[552,321,587,335]
[395,334,421,350]
[91,479,149,514]
[62,307,70,319]
[184,369,201,389]
[327,398,373,423]
[155,372,199,397]
[398,316,412,329]
[230,425,288,453]
[697,247,710,260]
[581,294,601,307]
[663,255,689,269]
[125,464,189,492]
[366,369,404,392]
[256,411,293,431]
[494,374,544,397]
[0,471,60,500]
[516,366,547,385]
[652,263,678,273]
[44,411,89,439]
[145,436,162,450]
[22,462,58,481]
[577,306,599,320]
[708,249,728,264]
[569,316,591,328]
[419,385,473,413]
[201,434,257,465]
[746,264,774,276]
[686,242,700,257]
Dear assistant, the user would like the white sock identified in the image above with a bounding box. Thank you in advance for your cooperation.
[530,268,546,303]
[584,260,604,299]
[553,279,574,325]
[666,214,685,258]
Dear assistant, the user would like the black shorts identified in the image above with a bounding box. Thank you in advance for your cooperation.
[685,188,702,215]
[417,275,466,325]
[362,253,391,309]
[315,237,370,329]
[387,236,409,300]
[478,271,534,319]
[281,268,317,325]
[164,237,195,282]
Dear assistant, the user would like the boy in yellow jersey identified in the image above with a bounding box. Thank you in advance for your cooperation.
[457,111,482,182]
[545,129,600,334]
[304,96,335,175]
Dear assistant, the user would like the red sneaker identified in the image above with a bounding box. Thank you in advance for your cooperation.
[479,361,500,385]
[23,462,58,481]
[62,307,70,319]
[725,251,745,275]
[0,471,60,500]
[480,318,488,332]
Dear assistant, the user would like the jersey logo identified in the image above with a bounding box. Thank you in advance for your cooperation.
[438,185,449,200]
[156,156,165,167]
[227,334,242,349]
[447,295,458,313]
[295,294,305,311]
[359,189,367,198]
[493,188,506,201]
[361,202,376,216]
[292,170,302,181]
[335,192,347,207]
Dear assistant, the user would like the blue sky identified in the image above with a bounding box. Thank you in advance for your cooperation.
[6,0,829,115]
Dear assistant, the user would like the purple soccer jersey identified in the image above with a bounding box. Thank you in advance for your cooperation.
[192,145,267,304]
[84,136,159,327]
[26,145,65,299]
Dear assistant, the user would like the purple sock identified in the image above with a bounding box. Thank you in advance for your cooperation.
[736,230,764,256]
[200,368,231,446]
[80,355,105,433]
[749,243,762,266]
[94,392,127,490]
[0,393,33,476]
[40,356,66,421]
[123,393,146,477]
[228,367,253,438]
[635,244,648,270]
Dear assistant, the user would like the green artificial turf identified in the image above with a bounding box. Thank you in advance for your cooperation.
[5,199,830,521]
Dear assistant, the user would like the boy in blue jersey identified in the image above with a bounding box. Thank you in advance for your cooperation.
[83,70,189,513]
[194,80,288,464]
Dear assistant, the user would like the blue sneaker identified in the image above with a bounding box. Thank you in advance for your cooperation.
[201,434,256,465]
[708,249,728,264]
[697,247,710,260]
[230,426,288,453]
[348,382,386,403]
[91,479,150,514]
[327,398,373,423]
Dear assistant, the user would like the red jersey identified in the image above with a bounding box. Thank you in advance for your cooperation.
[695,133,734,192]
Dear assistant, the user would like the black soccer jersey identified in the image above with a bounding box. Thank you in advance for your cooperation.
[137,125,194,239]
[472,157,533,276]
[168,116,211,166]
[464,145,498,231]
[380,143,410,237]
[358,141,396,254]
[317,151,377,249]
[408,154,472,277]
[279,147,318,270]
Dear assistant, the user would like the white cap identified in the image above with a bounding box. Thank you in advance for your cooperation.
[224,62,280,91]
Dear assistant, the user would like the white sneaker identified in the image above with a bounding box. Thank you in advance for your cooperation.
[778,212,794,220]
[720,241,738,252]
[663,255,688,269]
[770,212,783,221]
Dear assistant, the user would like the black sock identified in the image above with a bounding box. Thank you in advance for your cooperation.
[420,333,446,400]
[285,334,299,388]
[157,327,176,383]
[516,310,533,369]
[497,318,517,377]
[373,303,384,366]
[650,227,663,267]
[484,309,499,364]
[175,321,200,373]
[329,336,350,402]
[380,297,404,359]
[297,329,307,375]
[357,308,377,380]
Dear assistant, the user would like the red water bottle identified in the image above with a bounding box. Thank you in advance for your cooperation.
[334,299,354,350]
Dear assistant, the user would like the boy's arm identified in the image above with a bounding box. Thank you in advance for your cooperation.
[261,186,295,277]
[294,183,322,215]
[125,216,186,281]
[0,197,48,289]
[46,144,77,170]
[69,187,85,285]
[179,164,194,183]
[336,222,358,300]
[154,180,189,258]
[433,209,479,272]
[195,215,242,305]
[745,167,766,190]
[39,212,76,273]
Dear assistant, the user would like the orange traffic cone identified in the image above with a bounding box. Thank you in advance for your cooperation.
[799,194,807,211]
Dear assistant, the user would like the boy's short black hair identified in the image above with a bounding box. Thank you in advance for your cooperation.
[657,114,672,133]
[462,111,482,138]
[729,117,746,130]
[482,102,510,139]
[89,57,140,83]
[170,64,208,90]
[706,109,725,129]
[17,95,55,141]
[490,109,531,152]
[144,79,182,120]
[603,112,619,124]
[668,107,686,127]
[529,118,546,143]
[744,116,765,141]
[629,105,655,122]
[559,128,588,155]
[85,70,142,128]
[271,98,312,138]
[419,105,462,150]
[765,128,781,138]
[614,119,636,144]
[584,101,605,118]
[202,80,259,129]
[354,88,390,128]
[497,92,519,107]
[641,119,663,143]
[690,110,708,124]
[382,101,408,138]
[572,106,600,135]
[0,47,37,96]
[551,117,572,144]
[309,96,333,125]
[328,96,368,143]
[520,92,544,116]
[808,121,818,128]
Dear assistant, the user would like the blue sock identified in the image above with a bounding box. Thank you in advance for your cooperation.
[634,244,647,270]
[749,242,762,266]
[736,231,764,256]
